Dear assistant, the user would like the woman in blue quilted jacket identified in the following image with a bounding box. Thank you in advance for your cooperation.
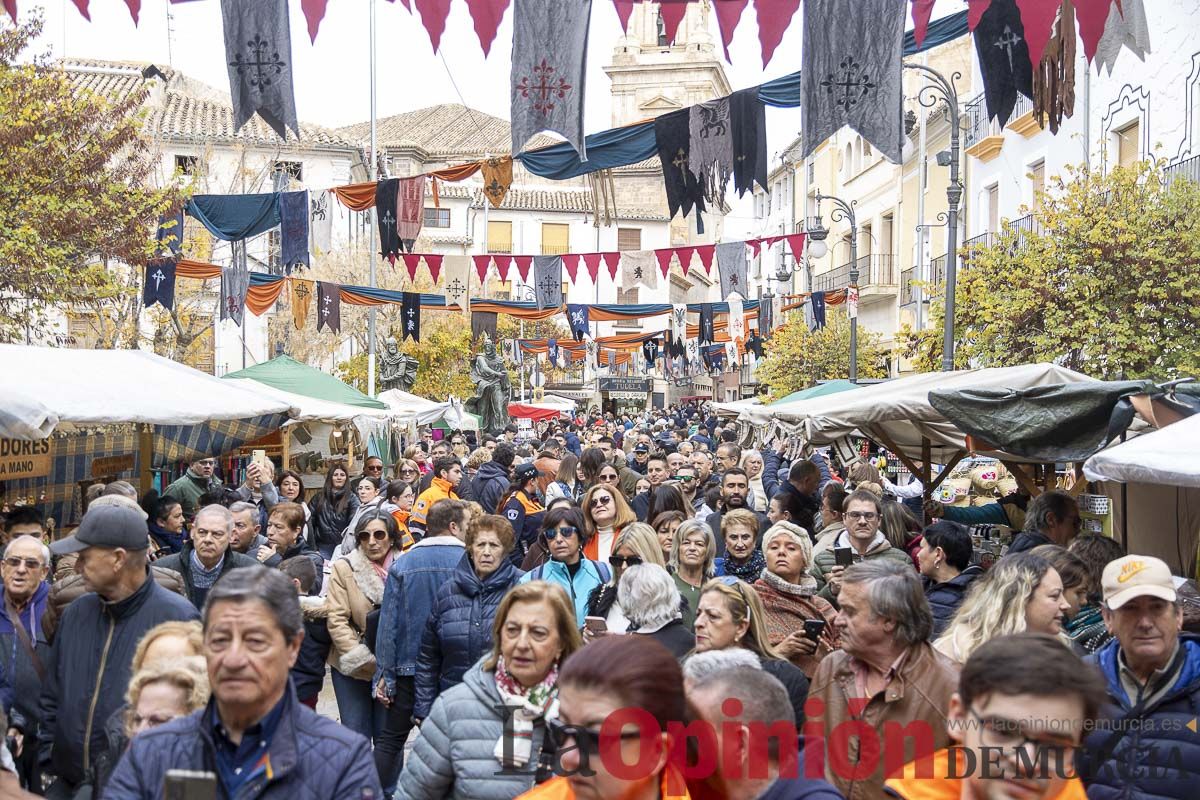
[413,514,523,721]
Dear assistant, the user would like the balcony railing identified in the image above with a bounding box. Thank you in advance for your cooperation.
[541,244,570,256]
[811,254,896,292]
[964,91,1033,149]
[900,267,916,306]
[1165,153,1200,187]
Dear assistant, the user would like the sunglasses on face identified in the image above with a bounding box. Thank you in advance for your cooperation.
[400,468,418,476]
[591,496,612,509]
[609,554,643,569]
[3,557,42,571]
[545,718,641,756]
[357,529,390,542]
[673,475,696,483]
[545,526,579,540]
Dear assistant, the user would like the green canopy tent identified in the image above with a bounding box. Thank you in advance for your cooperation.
[223,355,388,410]
[769,379,860,406]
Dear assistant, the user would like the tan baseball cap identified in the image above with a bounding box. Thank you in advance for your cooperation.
[1102,555,1176,610]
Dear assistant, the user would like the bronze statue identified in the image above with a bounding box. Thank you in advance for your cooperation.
[378,336,418,393]
[465,334,511,433]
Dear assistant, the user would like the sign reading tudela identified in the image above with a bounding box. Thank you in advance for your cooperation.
[598,377,652,394]
[0,439,52,479]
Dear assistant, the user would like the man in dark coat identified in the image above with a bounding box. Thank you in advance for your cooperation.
[154,504,259,610]
[38,505,198,794]
[0,535,51,790]
[472,444,514,515]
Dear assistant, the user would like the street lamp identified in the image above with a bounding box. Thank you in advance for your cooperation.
[905,63,963,372]
[810,192,859,382]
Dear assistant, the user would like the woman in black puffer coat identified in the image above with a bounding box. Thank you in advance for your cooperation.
[412,514,522,721]
[308,464,359,560]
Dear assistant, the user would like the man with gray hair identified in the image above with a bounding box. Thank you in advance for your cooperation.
[229,501,270,559]
[1007,488,1081,554]
[622,564,693,659]
[155,504,259,610]
[690,667,843,799]
[107,566,381,798]
[683,649,763,691]
[807,559,959,800]
[38,504,198,795]
[0,535,51,789]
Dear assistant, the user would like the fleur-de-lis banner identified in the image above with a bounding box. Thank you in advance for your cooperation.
[279,190,310,273]
[143,258,177,311]
[481,155,514,208]
[309,190,333,255]
[533,255,563,311]
[290,278,314,330]
[510,0,592,159]
[974,0,1034,127]
[716,241,748,299]
[220,240,250,326]
[376,178,400,264]
[317,280,341,333]
[156,207,184,256]
[548,338,559,367]
[219,0,299,140]
[801,0,905,163]
[565,304,590,341]
[401,291,421,342]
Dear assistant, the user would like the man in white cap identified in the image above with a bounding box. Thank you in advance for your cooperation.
[1080,554,1200,800]
[36,504,198,796]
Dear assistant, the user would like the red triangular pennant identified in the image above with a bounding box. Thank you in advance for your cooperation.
[424,254,444,283]
[676,246,695,277]
[473,255,493,283]
[712,0,750,62]
[582,253,603,283]
[967,0,992,30]
[70,0,90,20]
[659,0,688,45]
[402,253,422,282]
[301,0,328,43]
[389,0,413,10]
[747,239,763,258]
[911,0,936,47]
[696,244,716,274]
[562,253,581,284]
[2,1,15,21]
[613,0,635,31]
[785,233,807,261]
[1076,0,1114,64]
[464,0,510,56]
[414,0,453,53]
[753,0,801,68]
[654,249,675,277]
[602,252,621,281]
[123,0,140,23]
[513,255,533,282]
[495,256,511,282]
[1015,0,1059,69]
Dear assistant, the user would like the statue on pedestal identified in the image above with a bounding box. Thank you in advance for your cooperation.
[465,334,511,434]
[378,336,418,394]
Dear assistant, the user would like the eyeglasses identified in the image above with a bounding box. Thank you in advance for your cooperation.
[400,468,418,476]
[357,529,391,542]
[967,709,1079,751]
[2,557,42,571]
[545,526,579,540]
[546,718,641,756]
[609,554,643,568]
[365,464,383,473]
[673,475,696,483]
[590,496,612,509]
[846,511,879,521]
[598,473,619,483]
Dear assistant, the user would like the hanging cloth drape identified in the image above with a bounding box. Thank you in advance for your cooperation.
[655,109,706,233]
[317,281,341,333]
[186,193,280,241]
[716,241,748,298]
[220,241,250,326]
[730,86,768,198]
[401,291,422,342]
[482,156,514,208]
[309,190,333,254]
[375,179,401,263]
[397,175,426,243]
[279,190,310,272]
[290,278,314,330]
[510,0,591,159]
[974,0,1035,127]
[219,0,299,140]
[143,258,177,311]
[1032,0,1077,135]
[688,96,734,209]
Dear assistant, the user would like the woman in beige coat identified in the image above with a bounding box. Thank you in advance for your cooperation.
[325,508,400,744]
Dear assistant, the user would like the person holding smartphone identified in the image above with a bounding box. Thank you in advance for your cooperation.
[753,522,839,678]
[810,489,912,605]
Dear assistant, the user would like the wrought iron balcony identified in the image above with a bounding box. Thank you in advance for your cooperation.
[810,254,897,293]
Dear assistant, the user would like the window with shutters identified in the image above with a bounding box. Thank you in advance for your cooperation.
[423,208,451,228]
[615,287,640,330]
[488,221,513,254]
[617,228,641,251]
[1116,121,1140,168]
[541,223,570,255]
[1029,160,1045,210]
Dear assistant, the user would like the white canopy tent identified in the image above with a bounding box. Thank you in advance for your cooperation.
[224,378,394,425]
[741,363,1096,464]
[712,397,761,419]
[377,390,479,431]
[1085,413,1200,487]
[531,394,578,413]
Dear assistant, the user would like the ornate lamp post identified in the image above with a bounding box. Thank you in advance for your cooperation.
[810,192,859,382]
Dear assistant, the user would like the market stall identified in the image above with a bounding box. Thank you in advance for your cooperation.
[377,390,479,432]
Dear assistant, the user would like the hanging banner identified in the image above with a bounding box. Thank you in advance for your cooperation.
[0,439,51,479]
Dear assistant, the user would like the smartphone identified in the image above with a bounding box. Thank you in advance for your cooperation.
[164,770,218,800]
[834,546,854,567]
[252,449,268,470]
[803,619,827,642]
[584,616,608,634]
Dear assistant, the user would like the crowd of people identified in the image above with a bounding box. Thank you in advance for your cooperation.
[0,401,1196,799]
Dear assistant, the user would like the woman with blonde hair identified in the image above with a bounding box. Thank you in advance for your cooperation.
[692,577,809,729]
[579,483,637,563]
[740,449,768,512]
[934,552,1072,664]
[130,620,204,672]
[123,658,209,739]
[669,519,716,629]
[583,523,665,637]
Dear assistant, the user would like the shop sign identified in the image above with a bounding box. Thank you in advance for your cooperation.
[92,453,136,478]
[0,439,51,479]
[599,377,651,394]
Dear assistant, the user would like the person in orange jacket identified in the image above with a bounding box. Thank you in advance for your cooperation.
[409,456,463,537]
[885,633,1107,800]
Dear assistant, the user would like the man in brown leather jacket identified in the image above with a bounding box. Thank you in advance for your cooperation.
[806,559,960,800]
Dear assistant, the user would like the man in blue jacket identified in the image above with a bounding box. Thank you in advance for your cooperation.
[373,499,468,790]
[0,535,51,791]
[1081,554,1200,800]
[106,566,381,799]
[38,504,199,796]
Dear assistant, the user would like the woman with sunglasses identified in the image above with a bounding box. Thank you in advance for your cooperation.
[520,507,611,626]
[395,458,422,483]
[403,445,431,475]
[583,523,666,640]
[517,635,696,800]
[693,577,809,730]
[580,484,637,564]
[400,581,582,800]
[413,514,523,725]
[309,463,360,561]
[324,510,400,744]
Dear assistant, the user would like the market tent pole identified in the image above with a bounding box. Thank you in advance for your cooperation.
[138,424,153,496]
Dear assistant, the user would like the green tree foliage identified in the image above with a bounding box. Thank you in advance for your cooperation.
[899,159,1200,379]
[0,14,181,342]
[755,307,888,399]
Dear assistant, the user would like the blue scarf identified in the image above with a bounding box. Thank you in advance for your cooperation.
[190,549,225,590]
